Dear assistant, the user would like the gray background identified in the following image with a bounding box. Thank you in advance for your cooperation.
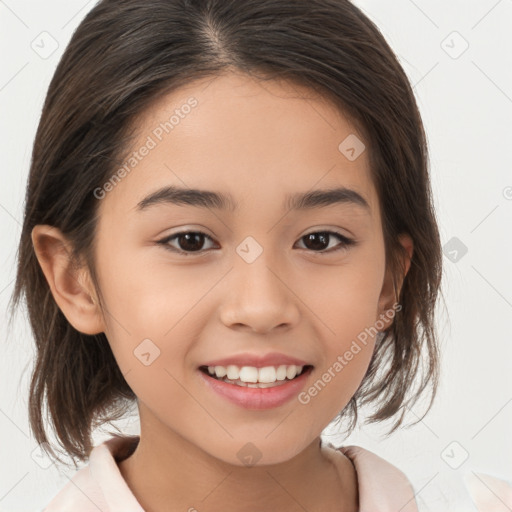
[1,0,511,510]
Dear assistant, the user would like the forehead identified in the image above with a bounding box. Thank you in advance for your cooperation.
[98,71,379,221]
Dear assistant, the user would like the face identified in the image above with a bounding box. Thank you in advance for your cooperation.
[54,71,411,465]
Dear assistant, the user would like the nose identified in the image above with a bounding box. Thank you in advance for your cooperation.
[218,251,300,334]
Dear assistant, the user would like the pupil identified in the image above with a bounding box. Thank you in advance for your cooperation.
[304,232,328,251]
[179,232,204,251]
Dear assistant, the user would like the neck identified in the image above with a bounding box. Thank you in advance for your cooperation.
[117,420,358,512]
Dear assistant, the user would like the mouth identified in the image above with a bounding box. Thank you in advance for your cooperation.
[198,364,314,388]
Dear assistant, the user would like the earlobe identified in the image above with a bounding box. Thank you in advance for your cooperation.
[31,225,105,335]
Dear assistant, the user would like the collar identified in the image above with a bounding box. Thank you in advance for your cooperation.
[89,434,144,511]
[324,442,419,512]
[89,435,419,512]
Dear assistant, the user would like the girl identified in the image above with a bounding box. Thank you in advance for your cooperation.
[9,0,443,510]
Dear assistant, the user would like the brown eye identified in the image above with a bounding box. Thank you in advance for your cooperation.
[158,231,216,255]
[157,229,356,257]
[296,231,355,253]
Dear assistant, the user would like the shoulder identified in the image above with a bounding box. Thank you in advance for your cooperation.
[42,465,107,512]
[42,435,143,512]
[328,443,419,512]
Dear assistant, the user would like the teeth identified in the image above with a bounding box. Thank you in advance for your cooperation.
[209,365,226,378]
[276,365,288,381]
[258,366,277,383]
[205,364,305,384]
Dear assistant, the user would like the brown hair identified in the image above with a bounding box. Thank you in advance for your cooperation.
[8,0,444,467]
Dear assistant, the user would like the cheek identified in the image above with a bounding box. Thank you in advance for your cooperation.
[96,248,227,398]
[97,240,218,335]
[300,256,383,405]
[304,254,384,335]
[306,316,377,419]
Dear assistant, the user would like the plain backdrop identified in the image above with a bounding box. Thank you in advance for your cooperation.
[1,1,511,511]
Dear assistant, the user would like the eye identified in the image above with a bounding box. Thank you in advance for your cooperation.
[157,229,356,256]
[295,230,356,254]
[157,231,217,256]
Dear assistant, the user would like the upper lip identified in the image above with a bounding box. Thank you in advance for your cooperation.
[200,352,312,368]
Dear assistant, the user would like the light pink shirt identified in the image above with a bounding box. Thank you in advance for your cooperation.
[43,435,419,511]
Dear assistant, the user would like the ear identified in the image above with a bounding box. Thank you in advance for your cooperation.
[31,225,105,335]
[376,233,413,331]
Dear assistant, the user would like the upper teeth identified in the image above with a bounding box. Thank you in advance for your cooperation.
[207,364,304,383]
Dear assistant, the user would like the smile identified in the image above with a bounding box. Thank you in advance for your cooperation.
[198,365,314,409]
[200,364,311,387]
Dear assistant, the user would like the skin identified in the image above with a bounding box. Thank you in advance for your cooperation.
[32,71,413,512]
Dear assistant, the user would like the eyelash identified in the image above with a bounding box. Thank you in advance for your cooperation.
[156,230,357,257]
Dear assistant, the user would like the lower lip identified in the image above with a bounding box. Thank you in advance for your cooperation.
[198,367,313,410]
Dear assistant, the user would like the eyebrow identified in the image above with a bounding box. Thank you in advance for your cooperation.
[135,185,371,213]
